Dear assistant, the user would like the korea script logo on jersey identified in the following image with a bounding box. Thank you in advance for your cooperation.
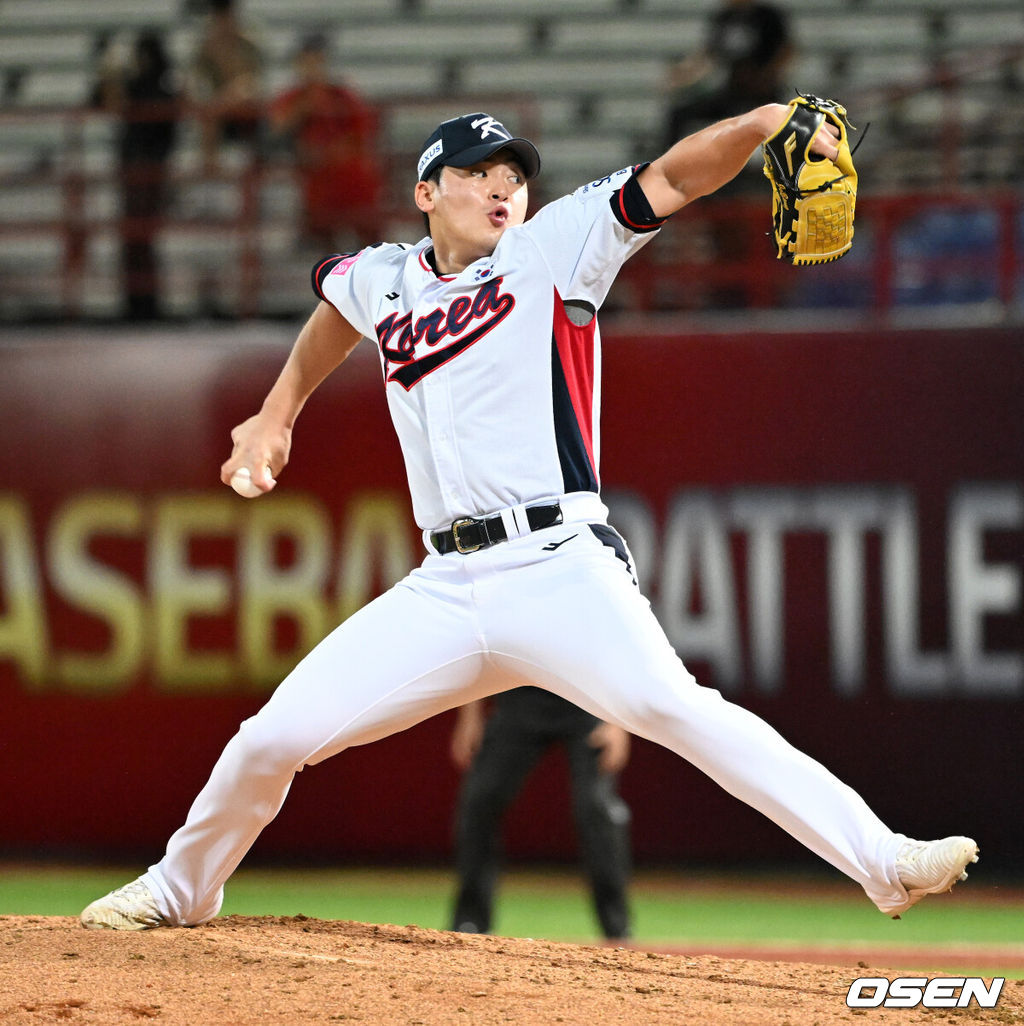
[375,276,515,390]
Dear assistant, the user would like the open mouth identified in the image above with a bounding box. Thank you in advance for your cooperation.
[488,205,509,228]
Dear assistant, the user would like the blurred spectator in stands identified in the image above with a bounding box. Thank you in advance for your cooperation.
[268,32,382,251]
[189,0,263,175]
[92,29,180,321]
[664,0,793,150]
[660,0,793,307]
[2,67,26,105]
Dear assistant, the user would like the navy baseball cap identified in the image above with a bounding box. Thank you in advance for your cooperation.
[417,112,541,181]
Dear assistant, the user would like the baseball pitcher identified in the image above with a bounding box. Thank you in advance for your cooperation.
[82,103,977,932]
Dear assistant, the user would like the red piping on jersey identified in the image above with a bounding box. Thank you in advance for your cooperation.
[419,248,456,281]
[312,255,340,299]
[614,175,668,232]
[551,287,598,485]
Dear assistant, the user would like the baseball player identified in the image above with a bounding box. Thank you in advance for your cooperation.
[81,106,978,931]
[449,689,632,942]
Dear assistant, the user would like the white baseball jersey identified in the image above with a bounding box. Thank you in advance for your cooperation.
[313,166,662,533]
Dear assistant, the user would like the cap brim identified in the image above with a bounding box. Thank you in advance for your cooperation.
[438,137,541,180]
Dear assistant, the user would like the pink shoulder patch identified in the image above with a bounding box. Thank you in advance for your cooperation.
[330,252,362,276]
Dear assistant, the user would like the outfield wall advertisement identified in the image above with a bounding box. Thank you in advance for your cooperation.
[1,325,1020,867]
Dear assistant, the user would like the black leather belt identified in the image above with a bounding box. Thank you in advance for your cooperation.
[431,503,563,554]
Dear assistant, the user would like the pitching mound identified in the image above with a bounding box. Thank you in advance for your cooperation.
[1,914,1019,1025]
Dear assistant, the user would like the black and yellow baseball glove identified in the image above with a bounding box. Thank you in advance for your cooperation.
[762,94,859,265]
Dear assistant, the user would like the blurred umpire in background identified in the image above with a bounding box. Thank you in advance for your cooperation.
[449,689,633,942]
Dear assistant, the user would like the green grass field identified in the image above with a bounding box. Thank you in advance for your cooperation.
[2,863,1020,977]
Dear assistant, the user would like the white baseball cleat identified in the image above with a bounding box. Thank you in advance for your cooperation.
[892,836,979,916]
[80,878,168,931]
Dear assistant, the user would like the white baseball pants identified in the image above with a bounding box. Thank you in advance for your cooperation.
[143,494,911,924]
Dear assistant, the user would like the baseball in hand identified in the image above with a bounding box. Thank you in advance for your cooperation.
[230,467,265,499]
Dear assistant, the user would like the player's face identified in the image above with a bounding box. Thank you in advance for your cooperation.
[415,154,529,273]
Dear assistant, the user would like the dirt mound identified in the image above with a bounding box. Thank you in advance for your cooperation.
[1,914,1019,1025]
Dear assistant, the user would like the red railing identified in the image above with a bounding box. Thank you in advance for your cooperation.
[0,91,1020,324]
[0,96,541,321]
[613,189,1022,319]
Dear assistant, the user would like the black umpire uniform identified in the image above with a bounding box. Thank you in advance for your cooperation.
[450,686,633,940]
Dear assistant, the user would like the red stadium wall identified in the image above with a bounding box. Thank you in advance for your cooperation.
[0,325,1020,869]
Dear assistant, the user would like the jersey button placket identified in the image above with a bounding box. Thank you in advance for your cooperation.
[440,355,474,515]
[423,373,459,515]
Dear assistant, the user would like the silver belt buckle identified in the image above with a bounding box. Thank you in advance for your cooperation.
[452,517,484,554]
